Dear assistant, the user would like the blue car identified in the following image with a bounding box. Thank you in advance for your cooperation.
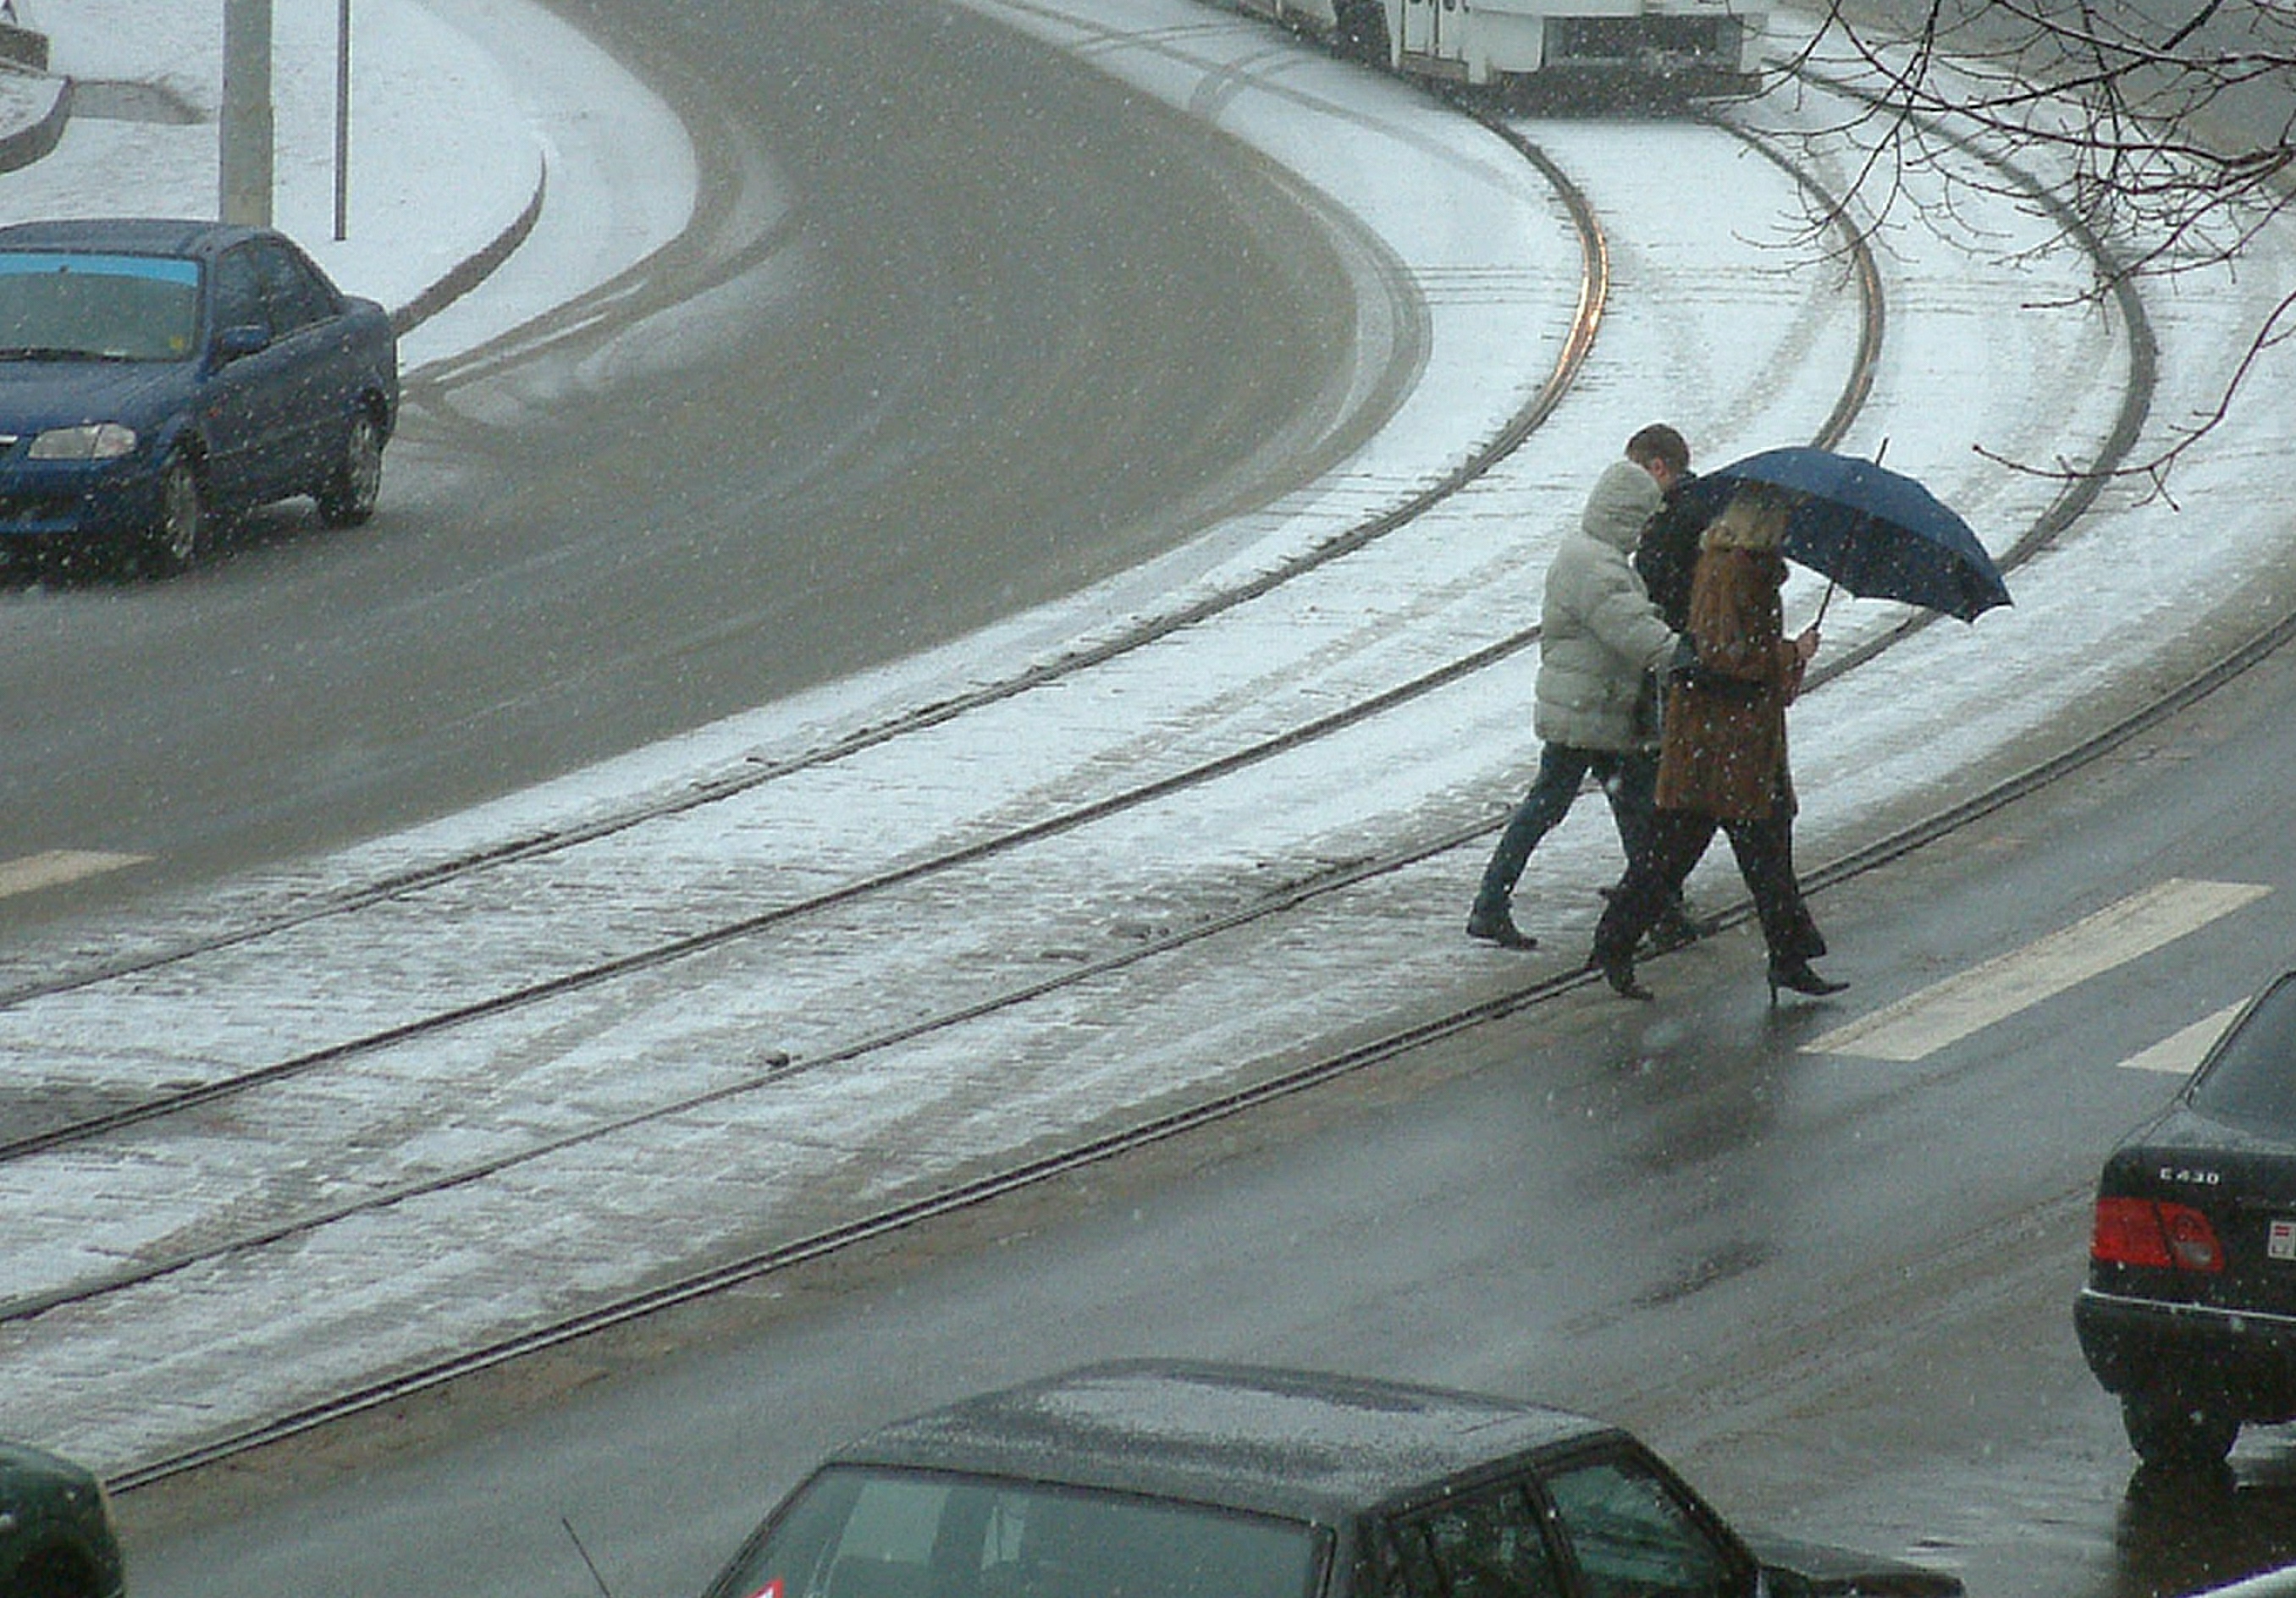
[0,217,398,574]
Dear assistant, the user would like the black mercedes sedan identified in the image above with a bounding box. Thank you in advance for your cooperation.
[2077,972,2296,1469]
[0,217,397,575]
[700,1360,1962,1598]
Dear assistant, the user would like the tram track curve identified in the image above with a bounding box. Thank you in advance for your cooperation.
[0,80,1934,1127]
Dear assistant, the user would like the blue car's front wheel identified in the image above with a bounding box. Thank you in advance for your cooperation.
[143,455,207,574]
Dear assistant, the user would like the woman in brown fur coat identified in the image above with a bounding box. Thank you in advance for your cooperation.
[1589,485,1843,1001]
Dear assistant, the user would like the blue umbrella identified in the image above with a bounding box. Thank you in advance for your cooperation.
[1680,445,2011,622]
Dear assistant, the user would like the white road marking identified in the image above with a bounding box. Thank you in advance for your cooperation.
[1803,879,2271,1062]
[0,850,150,899]
[2117,1001,2246,1076]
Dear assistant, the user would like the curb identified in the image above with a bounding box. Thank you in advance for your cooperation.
[389,155,547,337]
[0,66,68,174]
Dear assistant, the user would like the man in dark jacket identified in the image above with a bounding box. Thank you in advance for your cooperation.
[1598,422,1709,952]
[1628,422,1700,631]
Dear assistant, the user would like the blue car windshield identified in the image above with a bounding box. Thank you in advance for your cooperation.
[2189,975,2296,1137]
[0,252,201,361]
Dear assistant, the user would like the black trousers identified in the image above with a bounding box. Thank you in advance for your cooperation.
[1594,805,1814,964]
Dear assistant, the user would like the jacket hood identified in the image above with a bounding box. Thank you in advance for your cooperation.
[1581,459,1663,552]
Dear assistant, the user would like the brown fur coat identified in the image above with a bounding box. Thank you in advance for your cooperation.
[1654,547,1804,820]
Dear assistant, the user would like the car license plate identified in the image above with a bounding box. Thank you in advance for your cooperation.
[2273,1219,2296,1262]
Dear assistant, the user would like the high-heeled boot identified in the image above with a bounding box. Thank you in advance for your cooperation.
[1767,956,1847,1004]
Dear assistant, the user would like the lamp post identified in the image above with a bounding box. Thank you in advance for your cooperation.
[334,0,352,239]
[220,0,273,226]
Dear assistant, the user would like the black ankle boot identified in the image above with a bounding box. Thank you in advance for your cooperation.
[1596,950,1653,1001]
[1768,956,1847,1003]
[1466,909,1537,950]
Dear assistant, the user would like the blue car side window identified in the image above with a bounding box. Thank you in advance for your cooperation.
[254,240,337,335]
[212,245,266,341]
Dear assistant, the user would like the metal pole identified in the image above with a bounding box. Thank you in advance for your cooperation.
[334,0,350,240]
[220,0,273,226]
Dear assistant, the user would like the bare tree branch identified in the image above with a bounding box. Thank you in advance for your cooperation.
[1782,1,2296,491]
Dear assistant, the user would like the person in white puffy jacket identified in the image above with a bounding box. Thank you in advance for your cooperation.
[1466,437,1692,951]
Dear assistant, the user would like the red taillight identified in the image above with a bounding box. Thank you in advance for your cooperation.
[2092,1196,2226,1272]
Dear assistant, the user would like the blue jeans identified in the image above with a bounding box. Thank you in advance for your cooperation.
[1473,742,1656,917]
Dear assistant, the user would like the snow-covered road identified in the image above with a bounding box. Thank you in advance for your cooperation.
[3,0,2293,1479]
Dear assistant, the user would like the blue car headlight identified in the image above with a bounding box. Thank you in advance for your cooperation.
[27,422,139,460]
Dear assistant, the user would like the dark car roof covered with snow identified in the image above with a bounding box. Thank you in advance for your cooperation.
[0,217,268,262]
[822,1360,1616,1525]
